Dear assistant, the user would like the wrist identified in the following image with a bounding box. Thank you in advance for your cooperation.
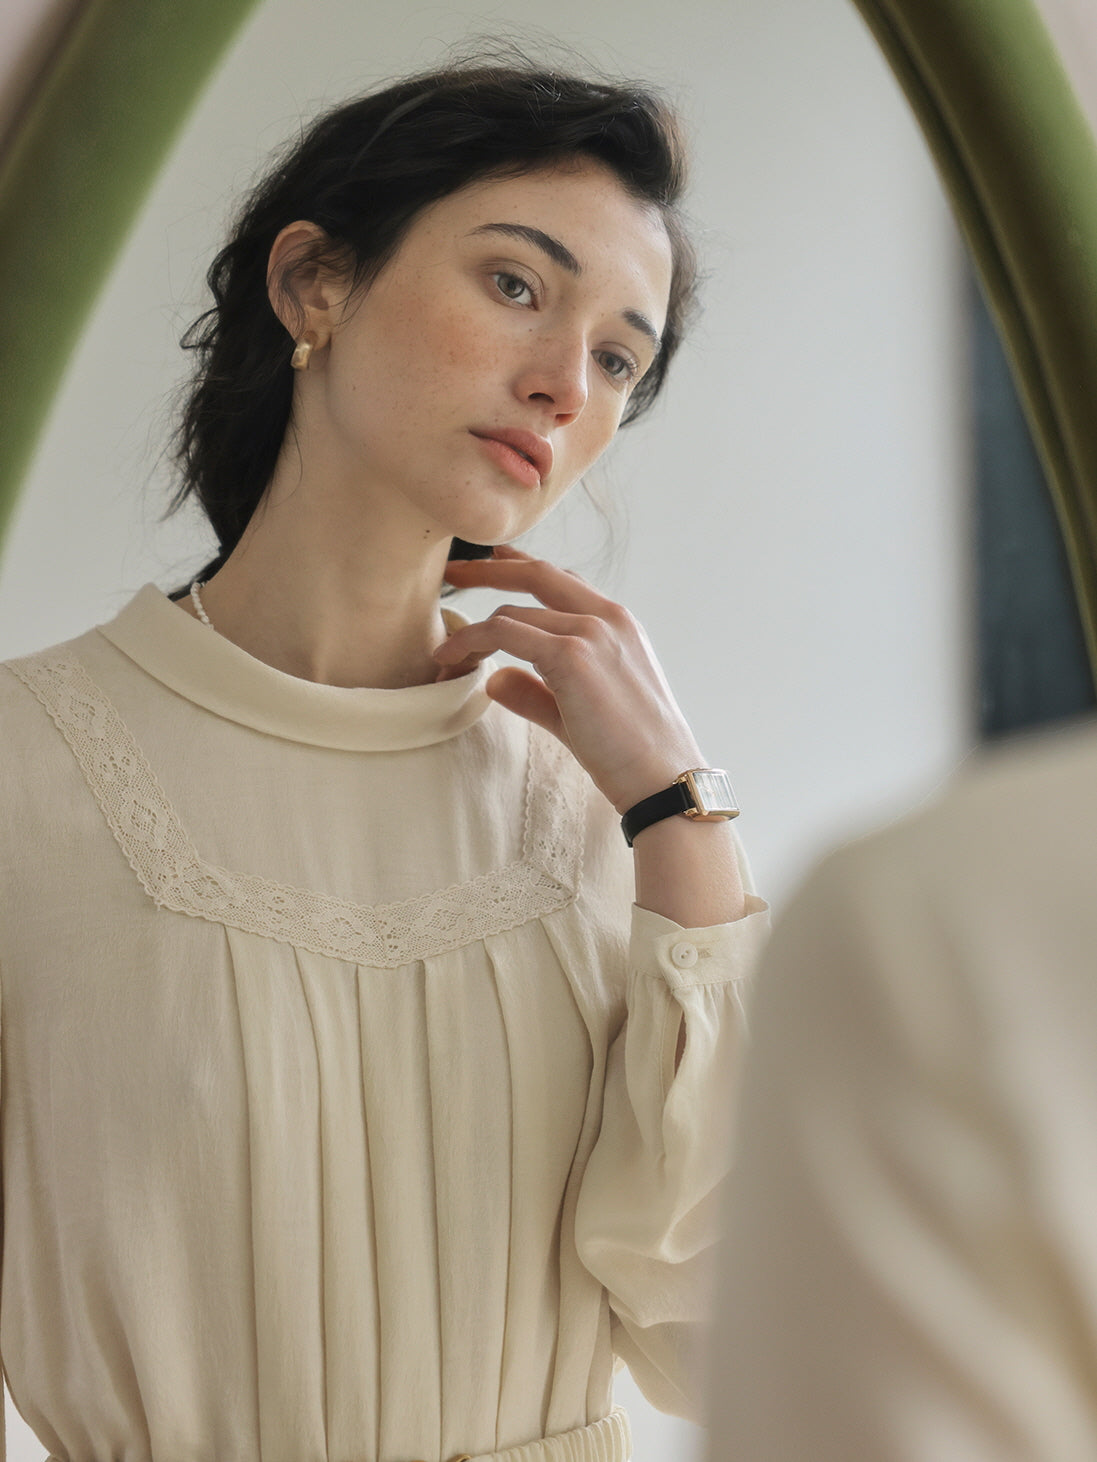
[610,749,708,817]
[619,767,740,848]
[633,815,748,923]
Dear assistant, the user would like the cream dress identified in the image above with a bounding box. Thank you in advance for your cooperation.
[0,585,767,1462]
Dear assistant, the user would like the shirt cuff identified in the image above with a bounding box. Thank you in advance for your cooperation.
[629,900,769,990]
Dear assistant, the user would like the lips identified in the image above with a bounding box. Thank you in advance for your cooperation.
[469,427,553,483]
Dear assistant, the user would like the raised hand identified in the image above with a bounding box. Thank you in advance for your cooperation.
[435,544,707,816]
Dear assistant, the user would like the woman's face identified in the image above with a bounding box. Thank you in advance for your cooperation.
[299,159,674,549]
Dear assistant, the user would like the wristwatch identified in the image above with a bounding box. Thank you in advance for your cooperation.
[620,768,739,847]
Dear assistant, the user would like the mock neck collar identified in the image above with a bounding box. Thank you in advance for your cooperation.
[97,583,494,752]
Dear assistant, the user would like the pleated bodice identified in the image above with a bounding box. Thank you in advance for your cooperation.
[0,586,767,1462]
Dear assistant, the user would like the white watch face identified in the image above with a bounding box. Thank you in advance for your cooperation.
[684,768,739,818]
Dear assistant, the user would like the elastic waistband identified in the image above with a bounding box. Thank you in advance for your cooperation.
[449,1406,631,1462]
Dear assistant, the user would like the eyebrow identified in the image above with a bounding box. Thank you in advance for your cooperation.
[471,221,581,274]
[469,221,663,355]
[621,308,662,356]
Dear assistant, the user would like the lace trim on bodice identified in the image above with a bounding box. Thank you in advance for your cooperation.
[8,652,584,967]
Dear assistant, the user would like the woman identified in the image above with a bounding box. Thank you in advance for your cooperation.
[0,62,768,1462]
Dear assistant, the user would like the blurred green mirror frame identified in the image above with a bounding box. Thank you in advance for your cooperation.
[2,0,1097,686]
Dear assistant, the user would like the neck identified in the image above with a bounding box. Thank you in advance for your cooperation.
[181,460,456,689]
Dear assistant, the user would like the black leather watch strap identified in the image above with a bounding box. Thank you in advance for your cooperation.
[620,781,694,847]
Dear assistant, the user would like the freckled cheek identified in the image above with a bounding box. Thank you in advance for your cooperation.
[412,294,479,354]
[571,407,621,474]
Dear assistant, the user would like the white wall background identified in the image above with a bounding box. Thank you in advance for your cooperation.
[0,0,972,1458]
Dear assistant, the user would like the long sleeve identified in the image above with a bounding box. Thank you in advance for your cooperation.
[573,895,768,1422]
[709,808,1097,1462]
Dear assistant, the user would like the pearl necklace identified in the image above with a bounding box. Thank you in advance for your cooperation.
[189,580,214,629]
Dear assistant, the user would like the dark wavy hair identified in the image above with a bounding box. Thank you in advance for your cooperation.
[170,60,699,583]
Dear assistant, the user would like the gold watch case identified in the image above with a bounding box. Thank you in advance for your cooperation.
[677,768,740,821]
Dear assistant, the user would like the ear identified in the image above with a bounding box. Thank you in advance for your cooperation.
[266,219,349,350]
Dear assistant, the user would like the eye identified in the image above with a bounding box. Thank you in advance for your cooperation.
[596,350,639,387]
[492,271,535,306]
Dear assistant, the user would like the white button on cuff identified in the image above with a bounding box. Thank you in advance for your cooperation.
[670,942,699,970]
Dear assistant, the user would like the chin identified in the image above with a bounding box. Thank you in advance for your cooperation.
[445,507,539,551]
[430,464,565,550]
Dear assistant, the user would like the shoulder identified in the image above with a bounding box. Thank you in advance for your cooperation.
[0,624,115,785]
[1,624,101,712]
[766,718,1097,1024]
[818,716,1097,901]
[0,628,119,858]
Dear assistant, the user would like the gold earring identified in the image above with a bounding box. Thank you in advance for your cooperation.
[291,338,313,370]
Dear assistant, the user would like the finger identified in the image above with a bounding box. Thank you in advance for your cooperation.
[484,666,566,741]
[489,543,579,571]
[432,626,497,680]
[443,553,608,616]
[433,616,575,676]
[434,653,488,683]
[442,604,600,662]
[487,543,592,582]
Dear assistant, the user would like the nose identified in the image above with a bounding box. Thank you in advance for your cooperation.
[513,332,589,422]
